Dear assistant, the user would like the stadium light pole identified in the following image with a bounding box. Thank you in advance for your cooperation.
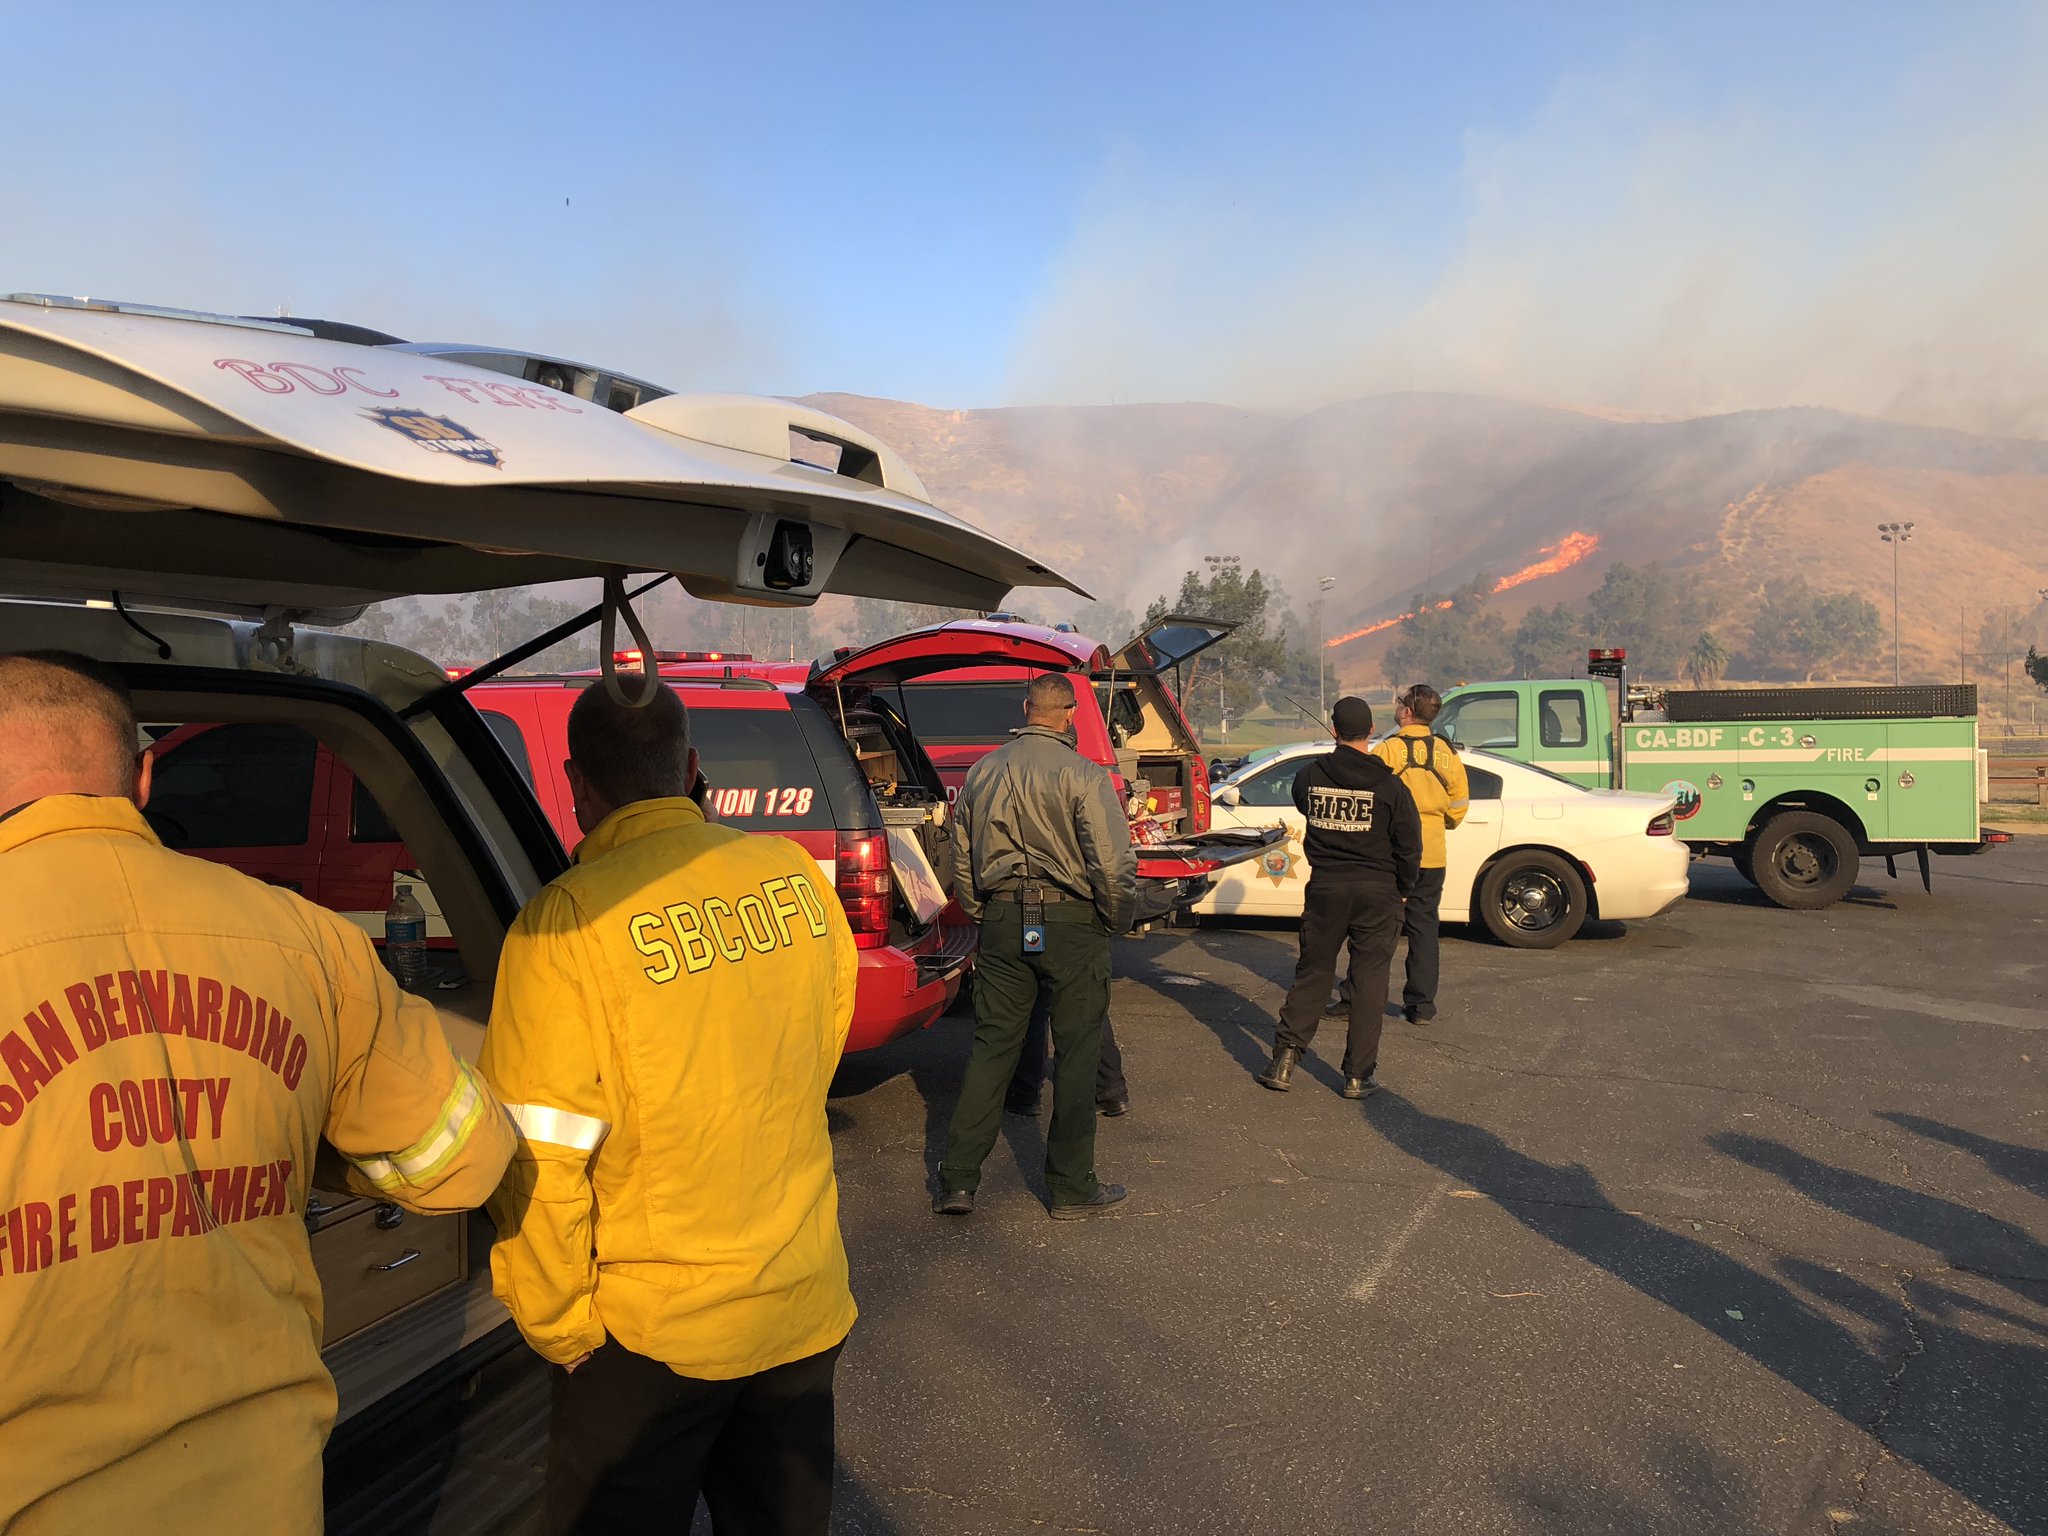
[1878,522,1914,685]
[1317,574,1336,720]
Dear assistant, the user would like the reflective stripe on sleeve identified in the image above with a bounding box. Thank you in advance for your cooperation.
[344,1058,493,1192]
[505,1102,611,1153]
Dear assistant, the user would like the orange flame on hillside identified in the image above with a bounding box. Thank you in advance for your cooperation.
[1326,531,1602,648]
[1490,530,1601,593]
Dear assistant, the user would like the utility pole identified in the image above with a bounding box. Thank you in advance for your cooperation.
[1317,574,1336,721]
[2005,606,2015,738]
[1203,553,1241,740]
[1877,522,1914,685]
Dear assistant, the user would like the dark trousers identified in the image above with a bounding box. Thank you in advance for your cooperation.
[940,901,1109,1205]
[1401,865,1447,1017]
[545,1340,841,1536]
[1276,875,1402,1077]
[1006,1003,1128,1109]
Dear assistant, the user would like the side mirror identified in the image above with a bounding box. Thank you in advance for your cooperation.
[1215,786,1242,807]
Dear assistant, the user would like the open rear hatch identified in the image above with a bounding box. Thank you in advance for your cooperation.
[1112,614,1235,675]
[808,623,1111,904]
[814,618,1280,888]
[0,296,1084,617]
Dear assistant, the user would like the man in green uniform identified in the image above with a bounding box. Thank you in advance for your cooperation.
[935,673,1138,1219]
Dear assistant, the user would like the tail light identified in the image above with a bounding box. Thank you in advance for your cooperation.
[1192,769,1212,834]
[1647,812,1675,837]
[835,830,893,948]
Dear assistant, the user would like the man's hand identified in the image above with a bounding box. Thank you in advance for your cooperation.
[562,1351,594,1374]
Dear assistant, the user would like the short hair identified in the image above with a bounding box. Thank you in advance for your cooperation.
[1025,673,1077,713]
[566,680,692,809]
[0,650,140,767]
[1330,695,1375,742]
[1399,683,1443,724]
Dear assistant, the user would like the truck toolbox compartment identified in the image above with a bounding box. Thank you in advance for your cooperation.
[311,1194,466,1347]
[1664,685,1977,722]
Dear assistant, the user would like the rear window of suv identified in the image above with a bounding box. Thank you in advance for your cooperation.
[688,700,846,832]
[897,681,1033,744]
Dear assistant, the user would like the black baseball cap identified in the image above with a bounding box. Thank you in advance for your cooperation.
[1330,696,1375,741]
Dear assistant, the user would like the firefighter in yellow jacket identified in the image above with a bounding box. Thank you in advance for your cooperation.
[1372,684,1471,1023]
[0,651,515,1535]
[478,680,859,1536]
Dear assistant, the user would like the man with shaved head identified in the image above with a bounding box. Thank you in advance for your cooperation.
[0,650,514,1533]
[0,650,149,805]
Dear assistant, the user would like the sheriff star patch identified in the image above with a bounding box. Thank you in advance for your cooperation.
[1257,839,1303,886]
[363,407,505,469]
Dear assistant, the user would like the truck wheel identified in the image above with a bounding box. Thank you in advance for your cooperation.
[1729,844,1758,886]
[1750,812,1859,910]
[1478,851,1587,949]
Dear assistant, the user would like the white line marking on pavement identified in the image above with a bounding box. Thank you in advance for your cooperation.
[1350,1185,1447,1304]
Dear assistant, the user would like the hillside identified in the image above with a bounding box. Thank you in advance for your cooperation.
[805,392,2048,694]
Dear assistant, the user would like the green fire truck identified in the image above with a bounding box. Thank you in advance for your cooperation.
[1436,651,2006,910]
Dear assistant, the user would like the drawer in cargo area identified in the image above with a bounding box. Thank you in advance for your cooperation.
[311,1194,465,1347]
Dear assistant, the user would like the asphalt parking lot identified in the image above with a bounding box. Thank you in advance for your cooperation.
[821,844,2048,1536]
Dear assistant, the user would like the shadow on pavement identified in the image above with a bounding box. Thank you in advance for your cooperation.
[831,1021,970,1183]
[1713,1132,2048,1308]
[1365,1093,2048,1534]
[1681,865,1898,911]
[1877,1112,2048,1203]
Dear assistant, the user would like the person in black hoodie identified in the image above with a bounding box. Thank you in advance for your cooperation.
[1257,696,1422,1100]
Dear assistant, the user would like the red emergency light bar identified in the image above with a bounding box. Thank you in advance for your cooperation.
[612,649,754,664]
[1588,648,1627,662]
[445,665,473,679]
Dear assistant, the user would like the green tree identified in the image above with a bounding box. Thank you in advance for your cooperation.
[1681,631,1730,688]
[1510,603,1582,678]
[341,586,591,673]
[839,599,975,647]
[1746,578,1882,681]
[1581,562,1708,678]
[2025,645,2048,693]
[1146,562,1290,731]
[1261,593,1343,729]
[1384,577,1512,686]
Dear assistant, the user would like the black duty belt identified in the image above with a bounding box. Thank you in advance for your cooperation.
[986,887,1086,903]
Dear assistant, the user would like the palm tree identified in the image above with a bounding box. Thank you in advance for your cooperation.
[1683,631,1730,688]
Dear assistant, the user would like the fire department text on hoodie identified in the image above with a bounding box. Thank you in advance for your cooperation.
[0,794,515,1536]
[1290,743,1424,893]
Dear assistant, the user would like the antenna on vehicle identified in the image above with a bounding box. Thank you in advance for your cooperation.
[1273,685,1328,735]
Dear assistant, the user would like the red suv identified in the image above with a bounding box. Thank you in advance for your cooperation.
[811,615,1280,921]
[475,660,970,1051]
[142,663,972,1054]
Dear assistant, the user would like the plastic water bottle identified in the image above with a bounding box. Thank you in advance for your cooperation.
[385,884,427,990]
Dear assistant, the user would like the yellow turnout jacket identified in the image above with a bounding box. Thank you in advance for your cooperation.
[0,795,514,1534]
[478,798,859,1380]
[1373,725,1471,869]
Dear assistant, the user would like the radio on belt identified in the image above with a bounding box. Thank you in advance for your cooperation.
[1019,879,1046,954]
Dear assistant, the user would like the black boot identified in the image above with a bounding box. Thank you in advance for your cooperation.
[1257,1045,1301,1092]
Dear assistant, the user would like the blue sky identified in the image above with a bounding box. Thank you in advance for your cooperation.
[4,2,2041,428]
